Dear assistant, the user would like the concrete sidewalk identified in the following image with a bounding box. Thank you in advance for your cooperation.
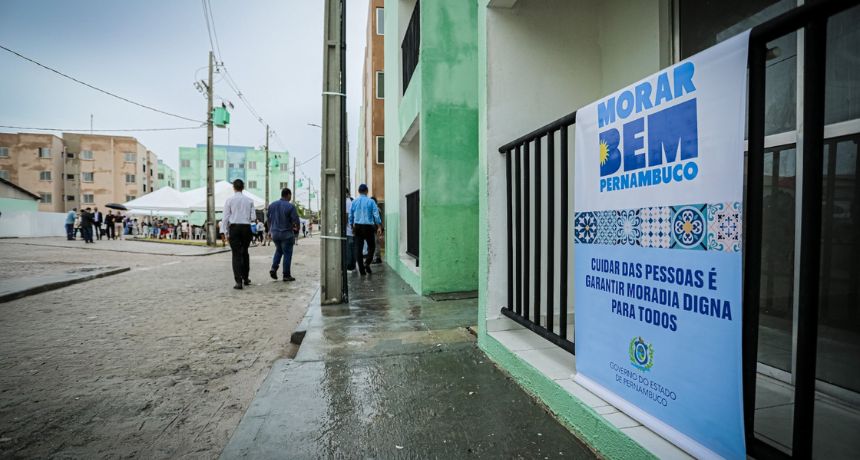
[222,265,595,459]
[2,237,230,256]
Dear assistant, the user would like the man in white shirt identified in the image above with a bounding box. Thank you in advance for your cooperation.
[345,191,355,271]
[221,179,257,290]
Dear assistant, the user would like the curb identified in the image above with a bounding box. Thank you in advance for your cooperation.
[0,267,131,303]
[290,287,321,345]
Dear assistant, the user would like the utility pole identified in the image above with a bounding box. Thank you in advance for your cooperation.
[320,0,347,304]
[264,124,270,212]
[292,157,297,200]
[205,50,216,246]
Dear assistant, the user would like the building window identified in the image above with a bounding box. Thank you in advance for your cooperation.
[81,172,94,182]
[216,159,225,168]
[143,164,146,172]
[124,152,136,163]
[248,161,257,170]
[248,180,258,189]
[40,192,52,203]
[0,170,9,180]
[125,195,135,201]
[82,194,94,204]
[0,147,9,157]
[66,195,75,201]
[39,171,52,181]
[280,163,289,172]
[125,174,136,184]
[66,174,74,181]
[376,136,384,164]
[279,182,289,189]
[181,159,191,168]
[376,7,384,35]
[38,147,51,158]
[181,179,191,188]
[80,150,93,160]
[143,184,147,192]
[158,173,164,180]
[376,71,384,99]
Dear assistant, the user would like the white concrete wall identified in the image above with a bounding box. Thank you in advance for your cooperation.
[0,211,66,238]
[483,0,669,335]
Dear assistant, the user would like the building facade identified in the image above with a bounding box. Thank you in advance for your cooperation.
[157,159,177,189]
[0,132,159,212]
[383,0,479,295]
[178,144,290,203]
[360,0,386,202]
[0,133,66,212]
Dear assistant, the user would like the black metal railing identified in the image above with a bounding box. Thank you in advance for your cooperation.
[401,0,420,93]
[499,112,576,354]
[406,189,419,265]
[497,0,858,457]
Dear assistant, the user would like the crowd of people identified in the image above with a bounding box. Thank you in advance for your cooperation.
[63,207,212,242]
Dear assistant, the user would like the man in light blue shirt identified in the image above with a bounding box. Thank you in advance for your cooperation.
[65,208,77,240]
[348,184,381,275]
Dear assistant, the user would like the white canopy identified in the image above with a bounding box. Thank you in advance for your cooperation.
[181,181,266,211]
[123,186,190,213]
[126,209,189,218]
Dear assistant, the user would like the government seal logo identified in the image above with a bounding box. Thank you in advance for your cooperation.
[629,336,654,372]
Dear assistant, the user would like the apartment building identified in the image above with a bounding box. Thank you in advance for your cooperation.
[0,132,68,212]
[0,132,161,213]
[359,0,386,202]
[178,144,290,203]
[157,159,177,189]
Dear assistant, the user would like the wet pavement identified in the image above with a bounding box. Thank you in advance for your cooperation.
[0,265,129,303]
[222,265,596,459]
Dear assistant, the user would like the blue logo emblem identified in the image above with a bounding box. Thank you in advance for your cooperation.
[629,336,654,372]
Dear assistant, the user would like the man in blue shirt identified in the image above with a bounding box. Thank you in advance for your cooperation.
[348,183,382,275]
[65,208,77,240]
[268,188,300,281]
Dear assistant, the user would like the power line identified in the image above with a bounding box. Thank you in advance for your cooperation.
[0,124,204,133]
[200,0,217,58]
[205,0,224,60]
[0,44,204,124]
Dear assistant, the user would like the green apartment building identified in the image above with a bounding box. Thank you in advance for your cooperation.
[178,144,290,201]
[383,0,479,295]
[157,159,177,189]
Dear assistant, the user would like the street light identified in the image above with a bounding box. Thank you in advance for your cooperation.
[307,122,322,128]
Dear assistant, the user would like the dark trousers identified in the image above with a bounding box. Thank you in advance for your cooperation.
[94,223,102,240]
[353,224,376,274]
[106,224,114,239]
[81,225,93,243]
[272,235,295,277]
[65,223,74,240]
[229,224,252,282]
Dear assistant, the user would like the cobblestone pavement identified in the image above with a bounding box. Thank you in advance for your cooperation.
[0,238,320,458]
[2,237,231,257]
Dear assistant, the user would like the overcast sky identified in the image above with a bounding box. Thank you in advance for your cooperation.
[0,0,368,210]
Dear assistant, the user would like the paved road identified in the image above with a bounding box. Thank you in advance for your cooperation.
[0,238,320,458]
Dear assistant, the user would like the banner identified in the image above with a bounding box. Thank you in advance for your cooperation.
[573,31,750,459]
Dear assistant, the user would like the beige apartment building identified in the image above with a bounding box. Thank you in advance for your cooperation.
[360,0,385,202]
[0,133,66,212]
[0,132,160,213]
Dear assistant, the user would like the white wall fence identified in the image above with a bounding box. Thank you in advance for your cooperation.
[0,211,67,238]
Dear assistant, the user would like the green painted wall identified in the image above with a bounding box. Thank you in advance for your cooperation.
[157,159,177,189]
[0,197,38,212]
[383,0,479,296]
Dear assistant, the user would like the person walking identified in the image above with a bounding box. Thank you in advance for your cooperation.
[93,207,103,241]
[80,208,95,243]
[348,184,382,276]
[345,192,355,271]
[268,188,300,282]
[105,211,115,240]
[65,208,77,240]
[114,213,124,240]
[222,179,256,290]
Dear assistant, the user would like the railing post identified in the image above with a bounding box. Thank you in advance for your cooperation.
[505,149,514,313]
[515,145,522,315]
[523,142,531,321]
[534,136,542,326]
[546,131,555,334]
[560,125,570,342]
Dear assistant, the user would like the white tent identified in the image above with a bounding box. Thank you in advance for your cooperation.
[127,209,188,218]
[123,186,191,213]
[182,181,266,211]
